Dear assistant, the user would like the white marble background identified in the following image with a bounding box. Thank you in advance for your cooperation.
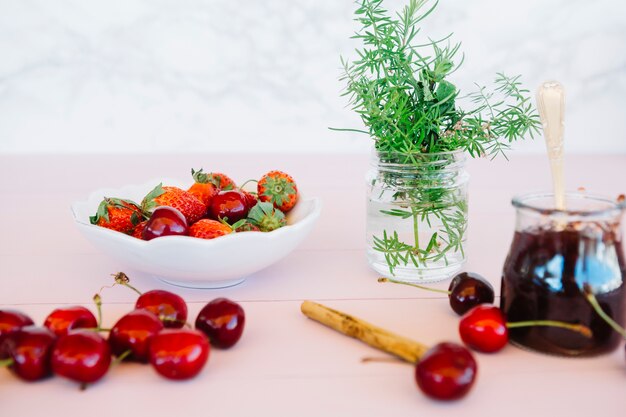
[0,0,624,154]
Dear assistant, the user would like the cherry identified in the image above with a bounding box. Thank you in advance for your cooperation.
[241,190,258,211]
[459,305,593,353]
[142,206,188,240]
[108,309,164,362]
[415,342,477,401]
[2,326,56,381]
[448,272,495,316]
[51,330,111,384]
[148,329,210,380]
[0,310,35,358]
[209,190,249,223]
[44,306,98,337]
[378,271,495,316]
[136,289,188,328]
[459,305,508,353]
[195,298,245,348]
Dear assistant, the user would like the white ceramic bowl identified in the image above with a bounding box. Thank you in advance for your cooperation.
[71,179,321,289]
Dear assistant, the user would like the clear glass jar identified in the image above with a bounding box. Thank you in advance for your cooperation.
[501,192,626,356]
[366,150,469,282]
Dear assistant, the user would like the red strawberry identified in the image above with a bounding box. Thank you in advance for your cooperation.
[247,202,286,232]
[192,168,236,190]
[131,221,148,240]
[142,184,206,225]
[188,169,219,207]
[90,198,145,233]
[257,171,298,212]
[189,219,232,240]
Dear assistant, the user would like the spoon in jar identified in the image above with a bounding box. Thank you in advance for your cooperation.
[536,81,566,210]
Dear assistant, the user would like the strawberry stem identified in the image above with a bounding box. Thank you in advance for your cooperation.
[583,284,626,339]
[506,320,593,338]
[377,277,451,295]
[0,358,14,367]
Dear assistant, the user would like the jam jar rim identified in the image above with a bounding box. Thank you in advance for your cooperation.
[511,191,626,218]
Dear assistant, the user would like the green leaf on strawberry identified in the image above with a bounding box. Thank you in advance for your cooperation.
[259,176,296,209]
[141,183,166,212]
[247,202,286,232]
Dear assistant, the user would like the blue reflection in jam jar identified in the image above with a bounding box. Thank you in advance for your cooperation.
[500,192,626,356]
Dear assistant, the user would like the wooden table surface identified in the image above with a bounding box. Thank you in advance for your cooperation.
[0,153,624,417]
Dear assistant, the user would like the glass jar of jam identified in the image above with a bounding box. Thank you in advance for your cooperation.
[500,192,626,356]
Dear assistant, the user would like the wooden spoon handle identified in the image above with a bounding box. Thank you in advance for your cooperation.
[301,300,428,363]
[536,81,566,210]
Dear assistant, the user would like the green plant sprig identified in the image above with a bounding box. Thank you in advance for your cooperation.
[338,0,541,158]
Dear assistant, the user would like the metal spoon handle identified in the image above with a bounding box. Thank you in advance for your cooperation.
[536,81,566,210]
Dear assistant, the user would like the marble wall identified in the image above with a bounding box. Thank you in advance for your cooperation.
[0,0,624,154]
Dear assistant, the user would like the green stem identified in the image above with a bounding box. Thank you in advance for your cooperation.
[93,294,103,331]
[583,284,626,339]
[506,321,592,338]
[238,179,258,190]
[412,208,420,255]
[112,272,142,296]
[378,277,450,295]
[0,358,14,367]
[112,349,133,367]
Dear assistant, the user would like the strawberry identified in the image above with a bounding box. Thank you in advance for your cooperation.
[247,202,286,232]
[90,198,145,233]
[257,171,298,212]
[234,222,260,232]
[188,169,219,207]
[131,221,148,240]
[191,168,236,190]
[142,184,206,225]
[189,219,232,240]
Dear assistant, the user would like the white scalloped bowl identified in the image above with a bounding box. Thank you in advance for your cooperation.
[71,179,321,289]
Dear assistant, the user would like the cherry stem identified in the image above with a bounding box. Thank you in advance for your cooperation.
[93,293,103,331]
[0,358,14,367]
[377,277,450,295]
[506,320,593,338]
[111,349,133,367]
[583,284,626,339]
[361,356,407,365]
[112,272,142,296]
[239,179,258,190]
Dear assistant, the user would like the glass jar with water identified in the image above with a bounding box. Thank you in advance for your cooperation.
[366,150,469,282]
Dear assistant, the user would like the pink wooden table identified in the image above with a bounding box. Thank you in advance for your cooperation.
[0,153,624,416]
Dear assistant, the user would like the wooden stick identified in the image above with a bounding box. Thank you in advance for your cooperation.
[300,300,428,364]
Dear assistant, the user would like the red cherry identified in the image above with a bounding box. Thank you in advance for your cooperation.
[415,342,477,401]
[209,190,249,223]
[241,190,258,211]
[448,272,495,315]
[0,310,35,358]
[142,206,188,240]
[51,330,111,384]
[44,306,98,337]
[195,298,245,349]
[148,329,209,380]
[459,305,508,353]
[108,309,164,362]
[4,326,56,381]
[135,290,188,328]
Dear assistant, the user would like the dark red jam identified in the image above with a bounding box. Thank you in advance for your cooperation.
[501,227,626,356]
